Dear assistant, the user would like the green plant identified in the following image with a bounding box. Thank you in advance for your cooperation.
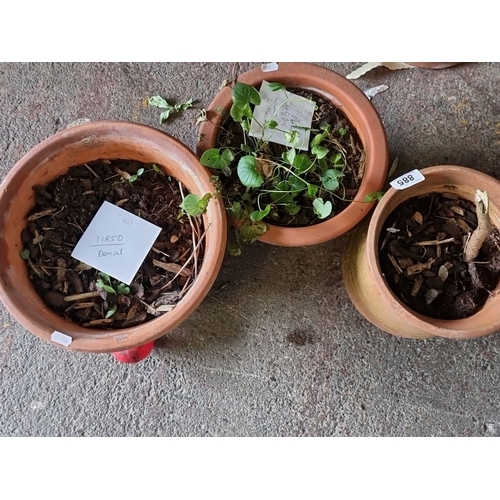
[96,272,130,295]
[199,81,367,254]
[95,272,130,319]
[148,95,194,123]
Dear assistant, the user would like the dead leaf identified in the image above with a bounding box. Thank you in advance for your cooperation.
[156,304,175,312]
[74,263,92,273]
[412,212,423,225]
[411,275,424,297]
[115,167,130,180]
[27,208,57,221]
[425,289,441,305]
[406,258,435,276]
[346,62,415,80]
[450,206,465,216]
[195,109,208,126]
[438,265,449,281]
[364,84,389,100]
[153,259,192,277]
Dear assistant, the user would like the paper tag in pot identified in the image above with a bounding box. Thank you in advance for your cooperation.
[71,201,161,285]
[390,169,425,190]
[249,81,315,151]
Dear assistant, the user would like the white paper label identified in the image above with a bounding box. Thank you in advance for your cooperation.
[71,201,161,285]
[51,331,72,347]
[390,169,425,190]
[249,81,315,151]
[261,62,279,72]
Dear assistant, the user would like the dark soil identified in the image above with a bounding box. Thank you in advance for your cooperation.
[216,87,365,226]
[20,159,203,329]
[379,192,500,319]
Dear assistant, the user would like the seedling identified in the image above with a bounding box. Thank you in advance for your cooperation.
[19,248,44,278]
[96,272,130,295]
[179,193,213,217]
[365,191,385,202]
[199,81,364,254]
[148,95,194,123]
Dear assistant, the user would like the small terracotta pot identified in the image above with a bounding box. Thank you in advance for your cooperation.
[405,63,462,69]
[342,165,500,339]
[0,121,227,352]
[197,62,388,247]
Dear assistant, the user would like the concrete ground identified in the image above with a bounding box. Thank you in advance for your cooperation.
[1,62,500,437]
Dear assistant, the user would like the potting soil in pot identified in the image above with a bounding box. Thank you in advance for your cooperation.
[379,192,500,319]
[20,160,204,328]
[217,87,365,227]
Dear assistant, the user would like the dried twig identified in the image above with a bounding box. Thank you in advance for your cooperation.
[159,223,211,291]
[464,190,492,263]
[64,291,101,302]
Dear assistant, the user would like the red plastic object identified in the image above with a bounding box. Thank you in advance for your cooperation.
[112,341,155,364]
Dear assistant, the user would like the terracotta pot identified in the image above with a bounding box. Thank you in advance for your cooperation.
[405,63,462,69]
[342,165,500,339]
[197,62,388,247]
[0,121,227,353]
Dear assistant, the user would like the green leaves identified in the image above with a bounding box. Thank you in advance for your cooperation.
[20,249,30,260]
[312,145,329,160]
[128,167,144,183]
[321,169,344,191]
[268,82,286,92]
[180,193,212,216]
[96,272,131,295]
[250,204,271,222]
[230,82,261,122]
[105,304,118,318]
[284,130,300,146]
[96,279,116,294]
[239,221,267,242]
[148,95,194,123]
[232,82,261,107]
[237,155,264,187]
[200,148,234,169]
[365,191,385,202]
[313,198,333,219]
[116,283,130,295]
[293,154,313,174]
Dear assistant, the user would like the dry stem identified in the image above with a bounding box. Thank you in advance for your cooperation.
[464,190,492,263]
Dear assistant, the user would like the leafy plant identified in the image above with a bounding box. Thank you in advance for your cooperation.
[96,272,130,295]
[180,193,213,217]
[128,167,144,183]
[148,95,194,123]
[199,81,365,254]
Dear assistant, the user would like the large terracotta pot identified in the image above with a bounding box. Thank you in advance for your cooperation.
[0,121,227,353]
[342,165,500,339]
[197,62,389,247]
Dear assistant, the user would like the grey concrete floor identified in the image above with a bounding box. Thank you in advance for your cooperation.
[1,62,500,437]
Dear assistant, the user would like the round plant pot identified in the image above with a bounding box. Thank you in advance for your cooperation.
[197,62,389,247]
[0,121,227,353]
[342,165,500,339]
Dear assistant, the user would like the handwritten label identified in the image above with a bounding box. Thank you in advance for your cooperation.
[390,169,425,190]
[71,201,161,285]
[249,81,315,151]
[51,331,72,347]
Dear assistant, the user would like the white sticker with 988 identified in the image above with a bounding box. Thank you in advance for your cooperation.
[390,169,425,190]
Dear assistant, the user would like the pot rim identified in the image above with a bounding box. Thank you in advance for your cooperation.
[365,164,500,337]
[0,120,227,352]
[197,62,388,246]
